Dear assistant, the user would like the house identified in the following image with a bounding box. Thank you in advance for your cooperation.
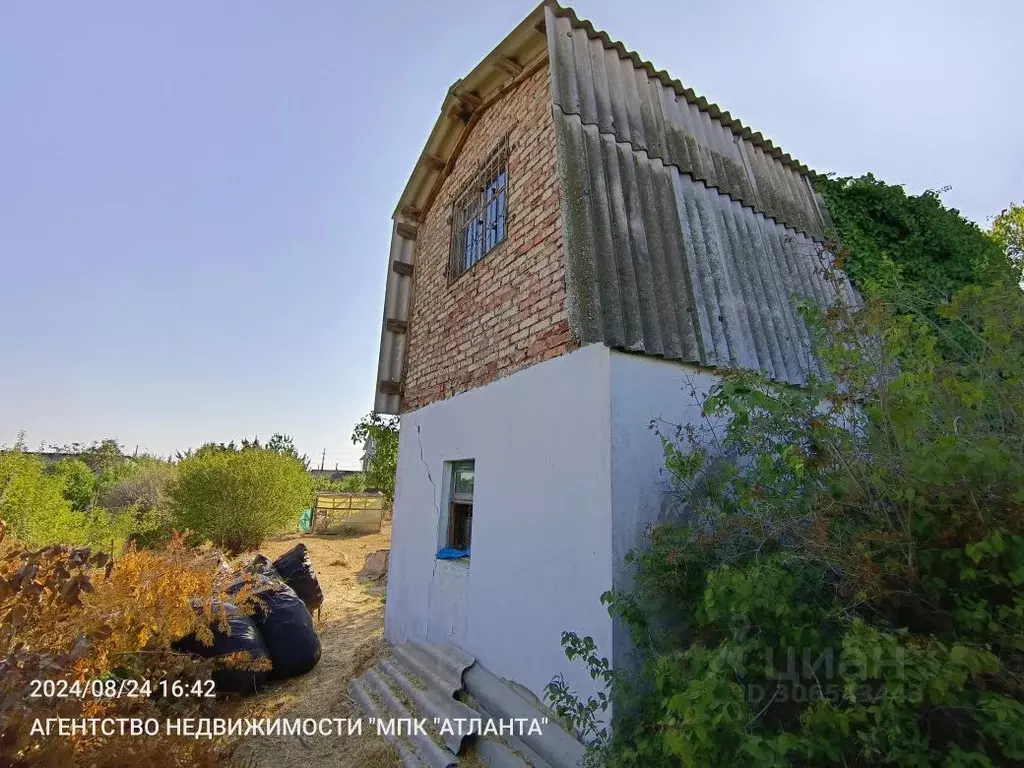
[372,1,856,708]
[359,436,376,474]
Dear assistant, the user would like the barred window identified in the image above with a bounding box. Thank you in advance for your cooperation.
[449,139,509,281]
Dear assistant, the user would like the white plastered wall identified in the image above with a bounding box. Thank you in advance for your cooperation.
[608,350,721,674]
[385,343,724,703]
[385,343,615,702]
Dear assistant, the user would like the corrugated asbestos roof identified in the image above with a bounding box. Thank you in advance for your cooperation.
[555,112,856,382]
[545,4,857,384]
[375,2,853,412]
[350,641,585,767]
[547,7,828,240]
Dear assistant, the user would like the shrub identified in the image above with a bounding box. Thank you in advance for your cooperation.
[818,174,1015,299]
[0,450,81,546]
[0,527,261,766]
[551,281,1024,766]
[311,472,367,495]
[75,438,128,475]
[97,459,175,513]
[98,459,178,548]
[48,457,97,512]
[172,448,311,554]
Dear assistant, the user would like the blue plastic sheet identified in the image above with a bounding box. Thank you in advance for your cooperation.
[298,509,312,533]
[435,546,470,560]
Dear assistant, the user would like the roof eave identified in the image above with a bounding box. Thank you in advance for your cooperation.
[391,1,552,223]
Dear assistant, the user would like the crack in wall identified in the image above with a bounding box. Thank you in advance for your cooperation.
[416,423,438,514]
[417,422,441,642]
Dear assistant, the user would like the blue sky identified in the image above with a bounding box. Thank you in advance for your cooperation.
[1,1,1020,468]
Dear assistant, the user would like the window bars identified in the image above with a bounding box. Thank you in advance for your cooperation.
[449,138,509,281]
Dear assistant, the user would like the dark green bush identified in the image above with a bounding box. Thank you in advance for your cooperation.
[550,282,1024,767]
[818,174,1015,298]
[549,178,1024,766]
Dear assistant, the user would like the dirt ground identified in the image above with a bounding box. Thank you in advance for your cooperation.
[224,525,400,768]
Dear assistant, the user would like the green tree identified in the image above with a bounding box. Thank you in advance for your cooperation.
[48,457,97,512]
[266,432,310,469]
[351,413,398,507]
[990,201,1024,275]
[76,438,127,475]
[171,447,312,554]
[239,436,261,451]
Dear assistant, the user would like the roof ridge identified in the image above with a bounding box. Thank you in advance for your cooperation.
[547,2,820,181]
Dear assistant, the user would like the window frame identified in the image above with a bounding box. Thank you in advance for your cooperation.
[441,459,474,556]
[448,136,511,283]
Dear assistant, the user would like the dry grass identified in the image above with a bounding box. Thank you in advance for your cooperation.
[222,524,400,768]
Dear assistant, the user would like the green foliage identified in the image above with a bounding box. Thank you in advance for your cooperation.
[40,437,126,476]
[546,632,613,755]
[0,449,81,546]
[48,457,97,512]
[97,458,176,513]
[3,433,314,553]
[97,458,178,548]
[40,438,137,502]
[76,508,138,553]
[266,432,310,469]
[553,278,1024,766]
[818,174,1015,299]
[171,447,312,554]
[0,443,137,549]
[989,201,1024,275]
[311,472,367,494]
[351,413,398,506]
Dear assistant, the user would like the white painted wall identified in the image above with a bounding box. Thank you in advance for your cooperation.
[387,344,724,702]
[608,351,721,674]
[386,343,615,702]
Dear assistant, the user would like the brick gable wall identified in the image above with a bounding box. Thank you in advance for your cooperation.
[401,64,574,412]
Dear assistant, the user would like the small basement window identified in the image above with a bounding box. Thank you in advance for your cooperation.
[449,138,509,280]
[438,460,474,558]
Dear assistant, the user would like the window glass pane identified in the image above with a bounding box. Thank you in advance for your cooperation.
[473,218,482,265]
[463,221,473,270]
[485,195,498,252]
[449,145,507,278]
[496,189,506,244]
[452,461,474,497]
[463,218,481,270]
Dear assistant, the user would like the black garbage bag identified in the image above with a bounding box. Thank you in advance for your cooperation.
[271,544,324,614]
[251,582,322,680]
[173,603,271,695]
[248,553,280,579]
[225,554,282,597]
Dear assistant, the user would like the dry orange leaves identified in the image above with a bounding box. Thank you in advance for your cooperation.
[0,524,261,766]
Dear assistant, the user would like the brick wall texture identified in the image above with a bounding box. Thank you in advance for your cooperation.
[401,64,575,412]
